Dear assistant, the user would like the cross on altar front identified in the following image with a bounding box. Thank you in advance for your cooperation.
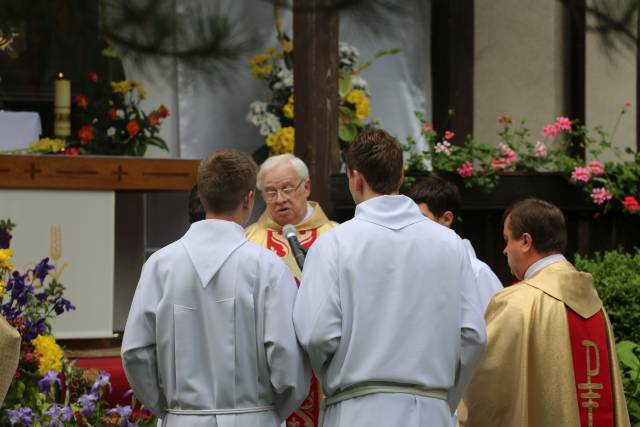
[25,162,41,179]
[112,165,128,182]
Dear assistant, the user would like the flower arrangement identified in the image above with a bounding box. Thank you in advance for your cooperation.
[26,72,170,157]
[246,6,398,156]
[403,104,640,215]
[0,220,155,426]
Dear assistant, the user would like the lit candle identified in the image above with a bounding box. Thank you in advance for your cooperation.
[54,72,71,137]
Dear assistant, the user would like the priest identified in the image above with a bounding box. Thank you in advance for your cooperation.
[246,154,337,427]
[461,198,630,426]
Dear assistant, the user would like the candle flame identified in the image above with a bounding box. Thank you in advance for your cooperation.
[57,72,64,79]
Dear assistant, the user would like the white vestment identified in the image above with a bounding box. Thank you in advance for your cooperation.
[293,195,486,427]
[461,239,503,313]
[122,220,310,427]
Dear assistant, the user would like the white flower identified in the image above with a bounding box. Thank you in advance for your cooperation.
[259,112,281,136]
[351,75,368,90]
[246,101,269,126]
[339,42,359,69]
[273,69,294,90]
[107,127,116,136]
[116,109,125,118]
[92,117,98,124]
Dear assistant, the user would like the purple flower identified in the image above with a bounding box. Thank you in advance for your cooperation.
[8,407,34,425]
[0,228,11,249]
[77,393,98,417]
[44,404,73,427]
[90,371,112,394]
[107,404,133,418]
[33,257,55,282]
[122,389,134,399]
[53,297,75,315]
[38,370,61,394]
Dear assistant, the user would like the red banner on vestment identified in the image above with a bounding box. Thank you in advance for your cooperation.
[566,308,614,427]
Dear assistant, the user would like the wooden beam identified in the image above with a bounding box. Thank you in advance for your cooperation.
[431,0,474,146]
[0,155,198,190]
[293,0,339,215]
[567,0,586,158]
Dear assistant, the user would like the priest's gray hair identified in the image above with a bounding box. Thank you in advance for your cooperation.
[257,154,310,190]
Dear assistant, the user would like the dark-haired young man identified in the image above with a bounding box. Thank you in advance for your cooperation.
[293,129,486,426]
[407,175,502,312]
[461,198,630,427]
[122,149,310,427]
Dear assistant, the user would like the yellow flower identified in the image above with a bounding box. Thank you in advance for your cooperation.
[282,40,293,54]
[283,103,294,119]
[250,64,274,80]
[266,47,278,58]
[345,89,366,105]
[266,127,295,155]
[355,97,370,121]
[33,335,64,375]
[131,82,147,100]
[0,249,13,271]
[111,80,133,93]
[0,280,4,299]
[27,138,66,154]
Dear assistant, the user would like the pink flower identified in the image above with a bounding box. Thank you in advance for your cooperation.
[498,115,511,125]
[590,187,612,205]
[444,130,455,140]
[422,123,434,132]
[541,124,559,138]
[625,100,632,108]
[457,161,474,178]
[434,141,452,156]
[491,158,507,170]
[587,160,604,176]
[571,167,590,183]
[535,141,547,157]
[499,143,517,164]
[555,116,572,132]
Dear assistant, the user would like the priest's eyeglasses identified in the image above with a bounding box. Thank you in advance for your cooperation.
[262,179,305,202]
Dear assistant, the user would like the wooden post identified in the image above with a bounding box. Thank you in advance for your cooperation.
[293,0,340,216]
[431,0,474,146]
[568,0,586,158]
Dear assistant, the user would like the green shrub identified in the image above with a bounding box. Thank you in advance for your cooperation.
[575,249,640,343]
[617,341,640,425]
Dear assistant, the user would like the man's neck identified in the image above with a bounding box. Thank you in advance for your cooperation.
[523,252,566,280]
[205,210,246,227]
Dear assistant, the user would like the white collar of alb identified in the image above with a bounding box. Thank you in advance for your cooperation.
[524,253,567,280]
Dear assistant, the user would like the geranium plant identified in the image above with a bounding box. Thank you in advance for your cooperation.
[403,104,640,215]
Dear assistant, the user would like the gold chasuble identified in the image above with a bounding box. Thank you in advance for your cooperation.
[461,262,630,427]
[246,201,337,427]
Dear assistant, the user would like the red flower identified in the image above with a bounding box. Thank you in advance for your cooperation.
[127,120,140,136]
[622,195,639,212]
[88,72,98,83]
[74,95,88,109]
[158,105,169,118]
[14,371,20,379]
[64,147,79,156]
[78,124,94,144]
[107,107,118,121]
[147,114,159,125]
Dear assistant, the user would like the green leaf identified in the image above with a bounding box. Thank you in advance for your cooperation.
[146,137,169,151]
[338,123,358,143]
[339,74,353,98]
[617,341,640,370]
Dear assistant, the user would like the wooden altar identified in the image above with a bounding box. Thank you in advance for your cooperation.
[0,155,199,338]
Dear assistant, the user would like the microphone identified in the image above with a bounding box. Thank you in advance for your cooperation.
[283,224,306,270]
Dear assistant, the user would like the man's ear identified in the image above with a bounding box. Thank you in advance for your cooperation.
[353,170,365,193]
[521,232,534,253]
[243,190,254,209]
[439,211,455,228]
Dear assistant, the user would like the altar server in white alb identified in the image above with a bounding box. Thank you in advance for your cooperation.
[407,175,503,313]
[122,149,310,427]
[293,129,487,427]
